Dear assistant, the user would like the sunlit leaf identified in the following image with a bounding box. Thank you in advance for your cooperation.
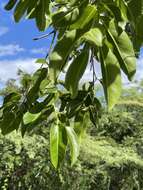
[23,112,41,125]
[100,46,122,110]
[65,126,79,165]
[107,20,136,80]
[49,30,77,82]
[36,58,47,64]
[70,5,97,29]
[81,28,103,47]
[50,124,59,168]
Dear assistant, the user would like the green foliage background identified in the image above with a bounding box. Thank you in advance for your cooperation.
[1,84,143,189]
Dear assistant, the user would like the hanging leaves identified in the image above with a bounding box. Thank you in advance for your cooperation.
[65,46,89,98]
[70,5,97,30]
[74,111,89,142]
[49,30,77,82]
[2,0,141,168]
[36,0,51,31]
[14,0,30,22]
[50,121,68,169]
[81,28,103,47]
[107,19,136,81]
[100,45,122,110]
[5,0,51,31]
[5,0,18,10]
[52,7,80,28]
[65,126,79,165]
[50,123,59,168]
[27,68,48,102]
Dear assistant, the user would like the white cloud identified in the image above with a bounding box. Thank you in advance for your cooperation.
[0,26,9,36]
[0,58,40,82]
[123,57,143,85]
[31,47,48,55]
[82,60,101,82]
[82,58,143,86]
[59,59,101,84]
[0,44,24,57]
[135,58,143,81]
[0,55,142,85]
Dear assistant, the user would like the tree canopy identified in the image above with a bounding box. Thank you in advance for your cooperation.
[1,0,143,168]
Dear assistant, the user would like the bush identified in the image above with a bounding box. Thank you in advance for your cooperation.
[0,100,143,189]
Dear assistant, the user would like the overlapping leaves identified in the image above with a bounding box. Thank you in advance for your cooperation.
[0,68,101,168]
[2,0,141,168]
[5,0,51,31]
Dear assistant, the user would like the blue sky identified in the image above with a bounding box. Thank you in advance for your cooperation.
[0,0,143,88]
[0,0,52,85]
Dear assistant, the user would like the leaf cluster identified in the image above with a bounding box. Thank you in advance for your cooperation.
[2,0,143,167]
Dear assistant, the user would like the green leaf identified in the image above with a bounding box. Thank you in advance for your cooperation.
[117,0,128,21]
[65,126,79,165]
[28,94,55,114]
[106,4,122,22]
[36,0,51,31]
[65,92,86,118]
[81,28,103,47]
[36,58,47,64]
[107,20,136,80]
[128,0,143,19]
[26,0,37,19]
[49,30,77,82]
[74,112,89,142]
[23,112,41,125]
[3,92,21,106]
[21,105,54,136]
[52,8,80,28]
[50,122,68,169]
[136,15,143,44]
[50,124,59,169]
[65,47,89,98]
[14,0,30,22]
[58,125,68,166]
[100,46,122,110]
[27,68,48,102]
[5,0,17,10]
[70,5,97,29]
[117,31,136,80]
[0,111,15,134]
[0,110,23,135]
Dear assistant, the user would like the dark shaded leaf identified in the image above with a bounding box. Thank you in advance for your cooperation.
[5,0,17,10]
[65,47,89,98]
